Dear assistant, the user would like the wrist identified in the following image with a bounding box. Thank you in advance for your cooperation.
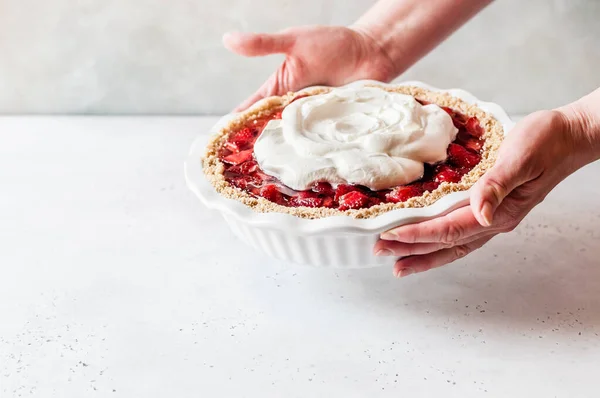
[350,14,430,79]
[557,89,600,164]
[348,24,402,81]
[349,0,418,78]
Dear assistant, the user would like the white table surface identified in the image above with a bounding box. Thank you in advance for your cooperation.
[1,116,599,398]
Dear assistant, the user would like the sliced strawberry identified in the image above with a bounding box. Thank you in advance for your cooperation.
[447,143,481,168]
[298,190,319,198]
[456,131,484,152]
[223,141,239,153]
[322,197,334,208]
[465,117,483,138]
[312,182,334,196]
[338,191,370,210]
[290,191,323,208]
[334,184,361,202]
[421,181,440,192]
[230,175,260,190]
[456,131,470,143]
[434,164,462,183]
[259,184,285,204]
[230,177,249,190]
[253,170,273,184]
[385,185,423,203]
[463,137,484,152]
[227,160,258,175]
[222,149,253,166]
[375,190,391,201]
[230,127,256,149]
[368,196,382,207]
[450,111,468,128]
[292,197,323,207]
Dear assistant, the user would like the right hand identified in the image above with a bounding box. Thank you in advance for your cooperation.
[223,25,396,111]
[374,92,600,278]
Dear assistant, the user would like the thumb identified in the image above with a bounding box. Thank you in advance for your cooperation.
[470,155,529,227]
[222,31,295,57]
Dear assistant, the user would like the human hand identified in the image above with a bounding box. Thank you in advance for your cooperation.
[222,25,396,111]
[223,0,492,112]
[374,99,600,278]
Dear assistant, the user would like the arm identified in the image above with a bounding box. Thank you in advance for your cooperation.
[352,0,492,78]
[223,0,490,110]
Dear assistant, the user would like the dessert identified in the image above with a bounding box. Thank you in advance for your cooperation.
[203,83,503,219]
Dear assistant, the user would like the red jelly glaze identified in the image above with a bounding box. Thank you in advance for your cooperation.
[219,99,484,210]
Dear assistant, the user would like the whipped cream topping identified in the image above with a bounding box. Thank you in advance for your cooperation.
[253,86,458,191]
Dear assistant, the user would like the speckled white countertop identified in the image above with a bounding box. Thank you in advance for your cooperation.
[1,116,599,397]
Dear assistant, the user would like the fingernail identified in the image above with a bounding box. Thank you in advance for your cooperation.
[380,231,397,241]
[480,201,493,227]
[375,249,393,257]
[396,267,415,278]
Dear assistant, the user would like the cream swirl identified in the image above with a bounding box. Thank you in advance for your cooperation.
[253,86,458,191]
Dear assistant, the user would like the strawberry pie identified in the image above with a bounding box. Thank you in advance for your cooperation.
[203,83,503,219]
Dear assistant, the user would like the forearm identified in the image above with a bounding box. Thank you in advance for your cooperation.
[352,0,492,78]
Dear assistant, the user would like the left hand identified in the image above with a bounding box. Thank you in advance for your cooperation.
[222,26,396,111]
[373,106,600,278]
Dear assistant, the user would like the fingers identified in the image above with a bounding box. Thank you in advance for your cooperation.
[234,59,300,111]
[392,235,493,278]
[222,30,300,111]
[374,230,492,257]
[223,31,295,57]
[470,165,526,227]
[374,240,451,257]
[380,206,486,244]
[470,121,544,227]
[234,70,284,112]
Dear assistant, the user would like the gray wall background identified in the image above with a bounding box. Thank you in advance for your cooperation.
[0,0,598,115]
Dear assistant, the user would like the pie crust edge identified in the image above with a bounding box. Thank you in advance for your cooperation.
[202,85,504,220]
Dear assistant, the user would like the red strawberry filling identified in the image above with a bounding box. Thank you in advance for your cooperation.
[218,99,484,210]
[338,191,371,210]
[385,185,424,203]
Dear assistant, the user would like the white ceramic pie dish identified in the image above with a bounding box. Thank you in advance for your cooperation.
[185,80,514,268]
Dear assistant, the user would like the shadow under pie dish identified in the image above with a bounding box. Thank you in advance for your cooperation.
[185,80,513,268]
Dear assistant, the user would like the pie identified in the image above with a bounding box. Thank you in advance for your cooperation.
[202,83,503,219]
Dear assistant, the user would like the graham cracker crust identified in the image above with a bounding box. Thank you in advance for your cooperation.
[202,84,504,219]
